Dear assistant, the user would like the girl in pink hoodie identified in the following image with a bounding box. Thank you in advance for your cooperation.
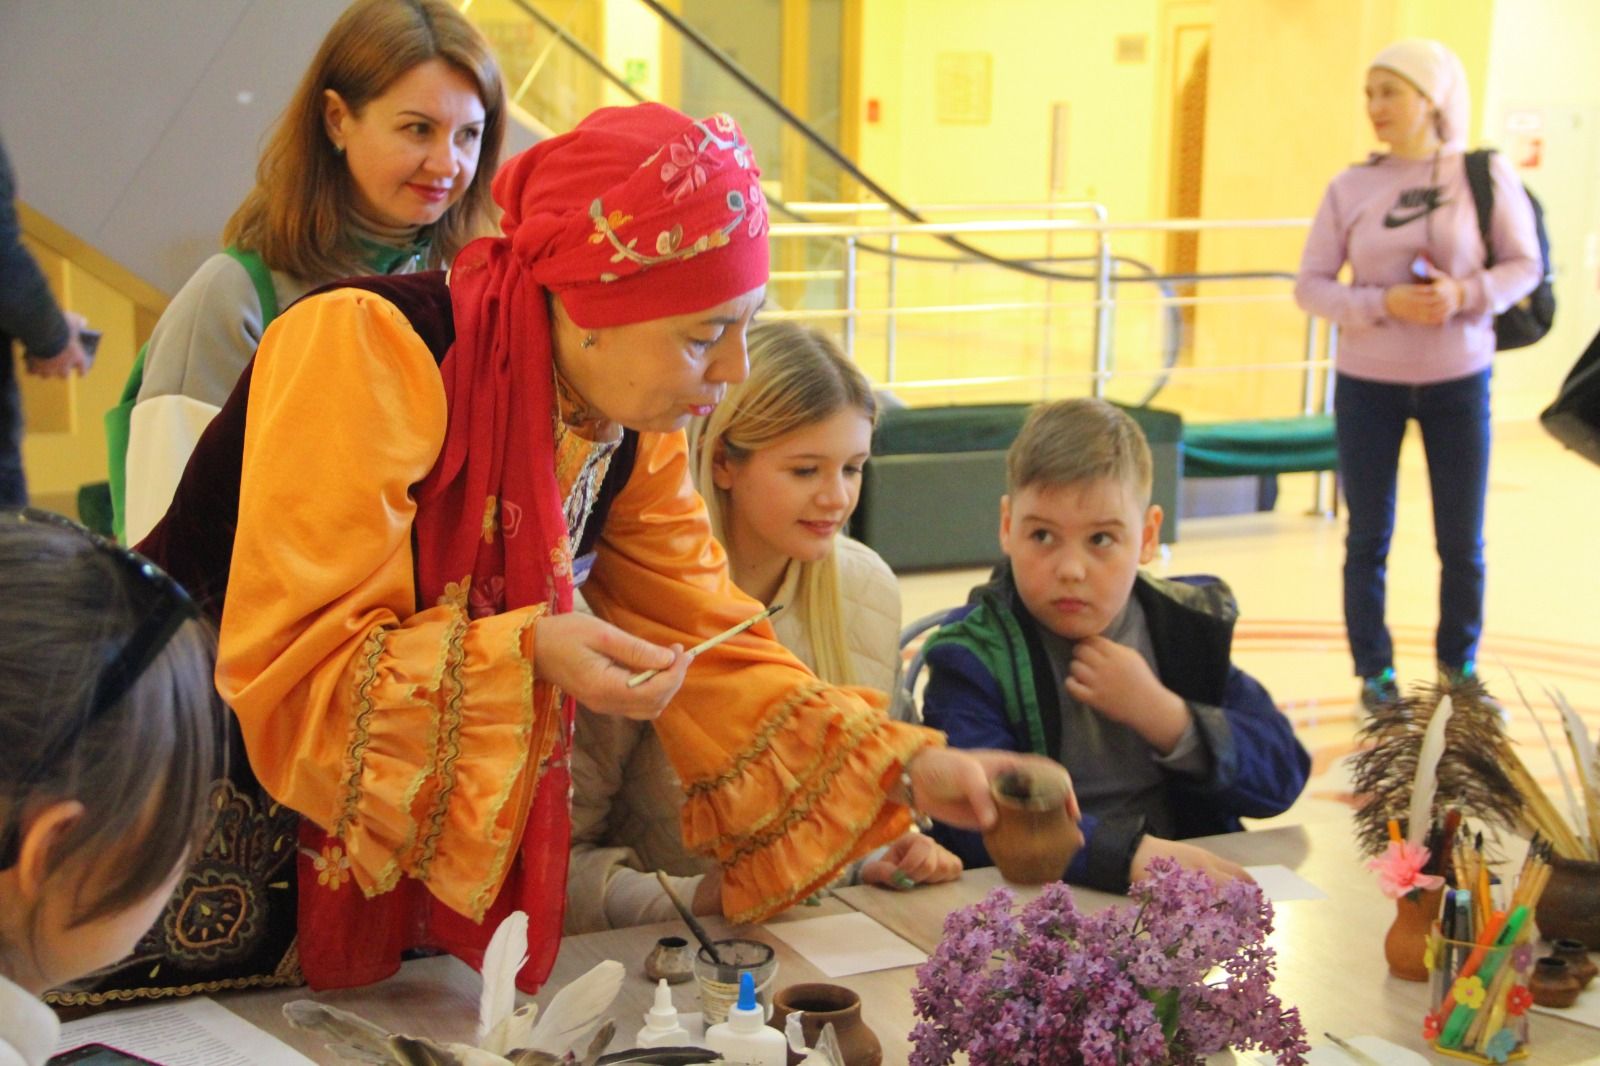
[1294,39,1540,709]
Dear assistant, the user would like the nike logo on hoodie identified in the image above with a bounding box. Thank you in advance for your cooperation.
[1383,186,1449,228]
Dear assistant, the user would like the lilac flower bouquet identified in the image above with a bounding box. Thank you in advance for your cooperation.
[908,859,1310,1065]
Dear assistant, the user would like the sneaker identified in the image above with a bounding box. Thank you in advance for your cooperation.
[1437,661,1478,689]
[1359,667,1400,712]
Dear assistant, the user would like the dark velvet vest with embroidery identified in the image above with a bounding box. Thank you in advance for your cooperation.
[50,273,637,1005]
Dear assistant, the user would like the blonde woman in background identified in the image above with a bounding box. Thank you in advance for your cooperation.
[565,321,961,933]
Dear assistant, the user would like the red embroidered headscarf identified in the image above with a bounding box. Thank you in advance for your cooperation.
[410,102,768,989]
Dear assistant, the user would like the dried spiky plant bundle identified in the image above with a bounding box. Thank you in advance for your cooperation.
[1349,681,1524,856]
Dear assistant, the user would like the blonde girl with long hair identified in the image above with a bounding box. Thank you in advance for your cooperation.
[564,321,961,934]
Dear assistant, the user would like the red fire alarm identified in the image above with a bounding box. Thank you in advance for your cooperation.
[866,98,880,123]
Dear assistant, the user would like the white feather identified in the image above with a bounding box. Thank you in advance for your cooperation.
[477,910,530,1049]
[1407,694,1454,847]
[482,1004,538,1058]
[525,960,625,1056]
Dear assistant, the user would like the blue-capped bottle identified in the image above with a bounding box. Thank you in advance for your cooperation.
[703,970,787,1065]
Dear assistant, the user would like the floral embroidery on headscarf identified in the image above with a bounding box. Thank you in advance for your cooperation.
[550,536,574,580]
[468,575,506,619]
[438,575,472,611]
[661,132,723,203]
[500,499,524,540]
[584,114,763,284]
[481,496,498,544]
[743,182,768,239]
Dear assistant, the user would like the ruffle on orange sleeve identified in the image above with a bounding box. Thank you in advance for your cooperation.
[323,602,559,921]
[678,680,945,925]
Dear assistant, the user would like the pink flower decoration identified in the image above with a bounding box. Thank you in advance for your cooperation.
[468,574,505,619]
[745,181,768,238]
[660,135,721,203]
[1368,839,1445,899]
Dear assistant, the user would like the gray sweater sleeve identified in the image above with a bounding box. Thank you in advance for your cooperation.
[136,253,269,409]
[0,137,70,357]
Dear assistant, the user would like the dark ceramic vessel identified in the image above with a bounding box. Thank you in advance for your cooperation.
[644,935,695,984]
[1547,938,1597,990]
[1536,857,1600,948]
[1529,956,1583,1009]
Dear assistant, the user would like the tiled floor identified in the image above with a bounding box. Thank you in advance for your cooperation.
[898,419,1600,836]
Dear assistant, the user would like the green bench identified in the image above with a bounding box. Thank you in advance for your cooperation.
[1180,414,1337,479]
[854,401,1181,572]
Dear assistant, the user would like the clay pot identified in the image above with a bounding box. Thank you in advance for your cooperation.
[981,765,1083,885]
[1384,887,1443,982]
[643,936,695,984]
[769,983,881,1066]
[1536,856,1600,948]
[1548,938,1598,990]
[1529,956,1583,1009]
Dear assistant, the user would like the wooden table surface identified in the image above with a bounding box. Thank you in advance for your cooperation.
[219,826,1598,1065]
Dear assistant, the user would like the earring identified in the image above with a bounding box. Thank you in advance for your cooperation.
[332,143,345,156]
[580,333,597,350]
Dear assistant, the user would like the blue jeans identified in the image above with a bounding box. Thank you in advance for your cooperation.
[1334,369,1492,677]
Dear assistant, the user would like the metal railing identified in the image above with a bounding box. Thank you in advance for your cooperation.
[763,207,1336,423]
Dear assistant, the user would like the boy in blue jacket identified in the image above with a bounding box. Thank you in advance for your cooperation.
[921,398,1310,892]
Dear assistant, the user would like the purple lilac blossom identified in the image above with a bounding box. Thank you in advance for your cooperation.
[908,859,1310,1065]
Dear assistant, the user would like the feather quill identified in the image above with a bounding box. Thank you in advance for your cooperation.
[1510,674,1588,853]
[282,1001,395,1062]
[483,1004,539,1059]
[477,910,530,1049]
[1406,694,1454,847]
[524,960,625,1056]
[1550,685,1600,857]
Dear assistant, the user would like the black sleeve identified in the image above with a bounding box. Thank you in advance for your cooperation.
[0,136,70,357]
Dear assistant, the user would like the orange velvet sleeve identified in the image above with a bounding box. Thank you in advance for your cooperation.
[217,289,557,921]
[581,431,944,924]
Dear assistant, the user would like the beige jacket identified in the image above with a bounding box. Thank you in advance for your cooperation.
[565,535,901,933]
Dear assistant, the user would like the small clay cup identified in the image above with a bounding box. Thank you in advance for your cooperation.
[1548,938,1598,990]
[1536,856,1600,947]
[1529,955,1583,1009]
[769,982,882,1066]
[644,935,695,984]
[982,765,1082,885]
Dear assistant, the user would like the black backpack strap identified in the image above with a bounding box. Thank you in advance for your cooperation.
[1463,149,1496,267]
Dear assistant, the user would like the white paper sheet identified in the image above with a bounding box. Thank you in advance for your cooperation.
[1245,864,1328,901]
[762,911,927,978]
[53,998,314,1066]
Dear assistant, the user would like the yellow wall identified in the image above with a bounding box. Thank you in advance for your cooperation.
[1189,0,1505,421]
[1479,0,1600,421]
[16,206,165,514]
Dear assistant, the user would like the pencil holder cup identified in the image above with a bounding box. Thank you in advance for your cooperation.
[694,938,777,1027]
[1424,925,1533,1063]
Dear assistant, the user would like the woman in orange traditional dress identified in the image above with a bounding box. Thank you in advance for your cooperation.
[138,102,1071,994]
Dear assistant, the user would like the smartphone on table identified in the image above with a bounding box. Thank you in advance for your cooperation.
[48,1043,162,1065]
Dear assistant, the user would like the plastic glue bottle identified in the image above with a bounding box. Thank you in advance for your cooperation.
[703,971,787,1065]
[634,977,692,1048]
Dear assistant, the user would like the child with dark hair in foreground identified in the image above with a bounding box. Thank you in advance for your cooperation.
[0,511,222,1063]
